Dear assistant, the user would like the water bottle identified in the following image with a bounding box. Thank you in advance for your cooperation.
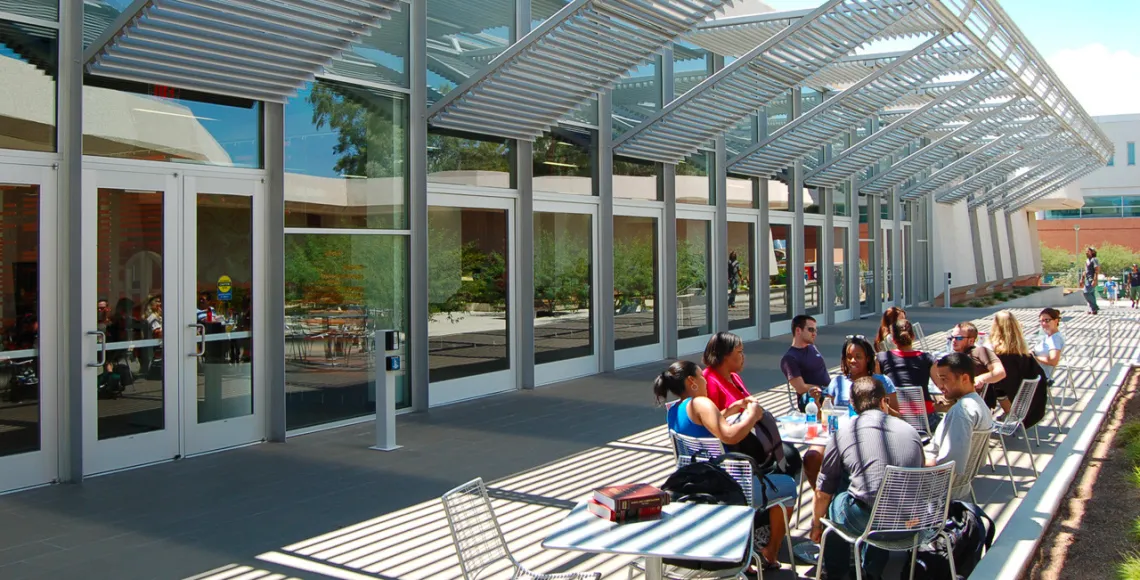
[822,399,838,433]
[805,398,819,425]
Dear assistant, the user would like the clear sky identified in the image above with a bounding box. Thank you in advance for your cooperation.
[762,0,1140,116]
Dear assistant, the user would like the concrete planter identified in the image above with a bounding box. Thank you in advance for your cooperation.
[993,286,1066,308]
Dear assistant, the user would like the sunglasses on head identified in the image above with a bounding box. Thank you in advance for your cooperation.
[845,334,866,340]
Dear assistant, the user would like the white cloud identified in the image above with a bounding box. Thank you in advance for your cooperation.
[1046,43,1140,116]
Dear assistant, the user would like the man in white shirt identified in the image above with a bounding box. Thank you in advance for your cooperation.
[927,352,993,499]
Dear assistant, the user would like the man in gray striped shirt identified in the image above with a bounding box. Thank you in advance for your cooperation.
[811,376,925,579]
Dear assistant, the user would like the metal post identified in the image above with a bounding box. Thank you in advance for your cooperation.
[371,329,402,451]
[264,103,286,442]
[944,272,952,309]
[409,0,430,411]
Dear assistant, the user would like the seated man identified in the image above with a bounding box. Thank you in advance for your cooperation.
[780,314,830,412]
[949,322,1005,402]
[811,376,925,580]
[927,353,993,500]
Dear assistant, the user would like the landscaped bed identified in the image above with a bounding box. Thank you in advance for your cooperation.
[1027,368,1140,579]
[953,286,1045,308]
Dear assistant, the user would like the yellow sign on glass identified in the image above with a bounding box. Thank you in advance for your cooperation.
[217,275,233,301]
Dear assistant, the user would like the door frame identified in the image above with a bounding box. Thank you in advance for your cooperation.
[181,173,266,456]
[881,222,896,309]
[675,204,716,356]
[532,197,601,386]
[613,201,666,369]
[0,159,58,493]
[767,214,794,338]
[726,210,759,342]
[802,215,827,319]
[81,159,266,475]
[426,191,518,407]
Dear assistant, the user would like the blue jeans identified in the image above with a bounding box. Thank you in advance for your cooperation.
[754,473,798,506]
[1084,284,1099,312]
[822,491,890,580]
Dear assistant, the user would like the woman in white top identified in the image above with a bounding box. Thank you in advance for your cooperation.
[1034,307,1065,380]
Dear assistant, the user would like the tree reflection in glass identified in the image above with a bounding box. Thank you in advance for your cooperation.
[534,213,593,364]
[614,216,658,350]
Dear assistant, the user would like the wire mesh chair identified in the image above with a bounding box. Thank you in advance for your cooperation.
[951,429,994,504]
[441,478,602,580]
[814,463,957,580]
[675,434,795,565]
[895,387,931,440]
[991,377,1041,497]
[912,322,929,351]
[784,382,801,413]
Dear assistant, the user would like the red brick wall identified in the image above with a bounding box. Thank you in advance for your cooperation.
[1037,218,1140,253]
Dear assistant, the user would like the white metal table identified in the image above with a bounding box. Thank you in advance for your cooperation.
[542,500,755,580]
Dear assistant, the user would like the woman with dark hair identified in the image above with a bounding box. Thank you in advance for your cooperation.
[1034,307,1065,382]
[702,331,818,492]
[654,360,792,571]
[876,320,943,430]
[874,306,907,352]
[824,335,898,410]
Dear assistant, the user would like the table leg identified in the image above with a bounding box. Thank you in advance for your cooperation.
[644,556,664,580]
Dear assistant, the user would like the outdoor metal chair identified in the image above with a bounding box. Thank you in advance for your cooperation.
[669,432,794,570]
[912,321,928,351]
[990,377,1042,497]
[951,429,994,504]
[814,463,957,580]
[441,478,602,580]
[895,386,931,440]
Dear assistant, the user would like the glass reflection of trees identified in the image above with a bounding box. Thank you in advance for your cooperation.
[534,213,594,364]
[613,215,658,350]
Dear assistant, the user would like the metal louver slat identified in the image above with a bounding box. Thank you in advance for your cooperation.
[728,34,987,178]
[946,132,1072,205]
[613,0,926,164]
[898,116,1052,200]
[84,0,405,103]
[970,146,1086,208]
[805,73,1006,187]
[858,98,1032,195]
[996,156,1097,210]
[428,0,732,140]
[1003,160,1101,212]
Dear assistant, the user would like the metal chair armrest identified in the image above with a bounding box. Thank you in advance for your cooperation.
[818,517,860,543]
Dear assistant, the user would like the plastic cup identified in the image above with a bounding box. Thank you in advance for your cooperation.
[806,423,820,439]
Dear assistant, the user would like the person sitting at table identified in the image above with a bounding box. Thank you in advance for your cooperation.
[926,353,993,500]
[703,332,814,489]
[987,310,1048,423]
[1034,307,1065,383]
[873,306,906,353]
[780,315,831,413]
[654,360,796,571]
[823,335,899,411]
[876,320,945,432]
[949,321,1005,396]
[811,376,925,580]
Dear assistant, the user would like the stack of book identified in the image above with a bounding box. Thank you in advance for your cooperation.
[587,483,669,522]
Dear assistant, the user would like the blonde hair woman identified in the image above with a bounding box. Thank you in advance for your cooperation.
[987,310,1046,416]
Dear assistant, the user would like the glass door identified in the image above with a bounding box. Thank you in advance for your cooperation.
[181,175,262,455]
[533,200,598,385]
[83,169,262,474]
[882,225,895,307]
[427,192,515,406]
[727,215,757,340]
[82,169,179,474]
[614,205,664,368]
[0,162,56,493]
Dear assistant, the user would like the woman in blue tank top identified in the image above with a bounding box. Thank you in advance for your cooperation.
[654,360,794,572]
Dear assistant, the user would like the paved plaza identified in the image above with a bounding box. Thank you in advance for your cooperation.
[0,306,1136,579]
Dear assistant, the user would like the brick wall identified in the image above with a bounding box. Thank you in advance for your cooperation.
[1037,217,1140,253]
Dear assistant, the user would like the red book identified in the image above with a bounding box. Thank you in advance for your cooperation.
[593,483,669,512]
[587,499,663,522]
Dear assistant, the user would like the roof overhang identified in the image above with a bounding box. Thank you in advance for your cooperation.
[83,0,407,103]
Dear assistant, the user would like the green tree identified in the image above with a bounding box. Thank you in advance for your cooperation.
[677,239,708,294]
[533,229,591,314]
[308,82,405,178]
[613,235,655,306]
[1040,244,1077,274]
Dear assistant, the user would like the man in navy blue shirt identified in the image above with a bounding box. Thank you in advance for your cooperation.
[780,314,831,412]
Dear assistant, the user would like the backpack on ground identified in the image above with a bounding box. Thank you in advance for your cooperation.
[912,500,996,579]
[660,452,770,572]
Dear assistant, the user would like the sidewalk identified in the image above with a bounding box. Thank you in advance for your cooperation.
[0,306,1128,579]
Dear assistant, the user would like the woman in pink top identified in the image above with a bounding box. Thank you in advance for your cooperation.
[702,332,824,490]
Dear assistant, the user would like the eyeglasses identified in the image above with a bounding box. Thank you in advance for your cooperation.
[950,336,968,342]
[845,334,866,340]
[805,327,818,333]
[1039,318,1056,324]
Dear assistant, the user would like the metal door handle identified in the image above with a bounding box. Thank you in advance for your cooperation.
[189,323,206,357]
[87,331,106,367]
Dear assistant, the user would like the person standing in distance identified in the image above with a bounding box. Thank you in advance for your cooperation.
[1080,246,1101,315]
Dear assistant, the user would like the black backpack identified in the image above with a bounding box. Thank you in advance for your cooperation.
[913,501,996,579]
[660,453,771,572]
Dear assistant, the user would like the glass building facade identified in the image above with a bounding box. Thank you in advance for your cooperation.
[0,0,1102,494]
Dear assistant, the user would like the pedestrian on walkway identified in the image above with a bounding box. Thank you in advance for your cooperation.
[1080,246,1100,315]
[1128,264,1140,308]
